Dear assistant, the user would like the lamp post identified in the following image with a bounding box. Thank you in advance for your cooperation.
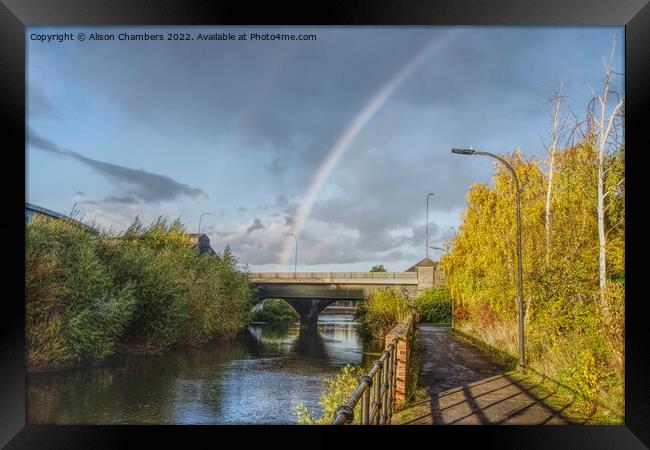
[426,192,434,267]
[198,212,211,235]
[451,147,525,372]
[429,246,450,254]
[289,233,298,274]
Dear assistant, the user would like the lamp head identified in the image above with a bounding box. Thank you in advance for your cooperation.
[452,148,476,155]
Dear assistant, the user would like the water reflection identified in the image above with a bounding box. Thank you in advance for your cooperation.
[27,314,384,424]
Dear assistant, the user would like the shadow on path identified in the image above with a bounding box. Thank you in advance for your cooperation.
[394,324,580,425]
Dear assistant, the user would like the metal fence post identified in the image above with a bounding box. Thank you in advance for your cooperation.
[373,360,382,424]
[360,375,371,425]
[388,342,395,421]
[381,351,390,424]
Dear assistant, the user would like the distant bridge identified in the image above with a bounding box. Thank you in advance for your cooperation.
[248,269,438,326]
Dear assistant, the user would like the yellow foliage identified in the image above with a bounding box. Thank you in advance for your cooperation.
[440,142,624,419]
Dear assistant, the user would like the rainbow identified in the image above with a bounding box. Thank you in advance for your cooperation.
[278,29,461,265]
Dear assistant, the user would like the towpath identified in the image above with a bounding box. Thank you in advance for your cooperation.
[392,324,583,425]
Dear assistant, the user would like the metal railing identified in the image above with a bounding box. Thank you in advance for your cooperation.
[331,337,398,425]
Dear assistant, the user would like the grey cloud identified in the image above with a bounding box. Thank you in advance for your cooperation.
[258,193,299,217]
[45,28,436,181]
[29,130,206,204]
[103,195,140,205]
[28,131,67,155]
[246,218,265,234]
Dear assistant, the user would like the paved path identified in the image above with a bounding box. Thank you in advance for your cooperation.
[392,324,577,425]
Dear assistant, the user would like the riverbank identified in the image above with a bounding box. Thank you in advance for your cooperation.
[26,215,253,372]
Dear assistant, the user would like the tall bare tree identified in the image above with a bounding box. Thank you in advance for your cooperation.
[541,83,566,257]
[592,36,625,315]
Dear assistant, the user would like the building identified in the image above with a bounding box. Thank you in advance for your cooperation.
[25,202,97,233]
[26,203,69,222]
[404,257,437,272]
[185,233,215,255]
[404,257,446,290]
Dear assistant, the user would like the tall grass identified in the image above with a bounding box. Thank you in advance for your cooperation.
[26,216,135,370]
[25,215,253,371]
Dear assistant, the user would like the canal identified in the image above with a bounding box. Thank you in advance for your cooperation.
[26,314,383,424]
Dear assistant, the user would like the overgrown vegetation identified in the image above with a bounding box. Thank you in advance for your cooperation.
[26,215,253,371]
[414,287,451,324]
[355,288,411,338]
[252,299,299,323]
[295,329,422,424]
[440,73,624,420]
[294,364,367,424]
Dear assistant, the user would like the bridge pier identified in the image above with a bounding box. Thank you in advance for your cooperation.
[285,298,337,327]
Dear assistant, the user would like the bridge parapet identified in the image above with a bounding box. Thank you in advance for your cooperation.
[249,272,418,284]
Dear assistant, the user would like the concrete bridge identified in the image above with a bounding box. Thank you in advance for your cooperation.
[248,268,437,325]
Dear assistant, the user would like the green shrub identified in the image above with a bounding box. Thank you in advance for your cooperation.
[295,364,366,424]
[26,216,135,370]
[415,287,452,323]
[102,218,192,353]
[26,215,254,369]
[207,246,254,339]
[355,288,411,338]
[252,299,299,323]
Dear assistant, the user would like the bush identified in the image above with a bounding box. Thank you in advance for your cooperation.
[414,287,452,323]
[295,365,366,424]
[252,299,299,323]
[102,218,193,353]
[26,216,135,370]
[355,288,411,338]
[25,215,254,370]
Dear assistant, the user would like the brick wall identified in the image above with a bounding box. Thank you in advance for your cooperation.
[385,313,417,404]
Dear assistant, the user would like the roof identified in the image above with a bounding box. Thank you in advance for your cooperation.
[404,257,437,272]
[25,202,98,234]
[26,203,67,220]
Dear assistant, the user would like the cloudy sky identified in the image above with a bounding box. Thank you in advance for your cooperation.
[27,26,623,272]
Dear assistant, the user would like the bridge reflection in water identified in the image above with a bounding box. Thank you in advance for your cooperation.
[27,315,383,424]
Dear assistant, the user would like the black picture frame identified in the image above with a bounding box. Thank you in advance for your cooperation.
[2,0,648,448]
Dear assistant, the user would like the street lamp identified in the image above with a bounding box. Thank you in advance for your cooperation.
[451,147,525,372]
[289,233,298,274]
[198,212,211,235]
[429,246,450,254]
[426,192,434,267]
